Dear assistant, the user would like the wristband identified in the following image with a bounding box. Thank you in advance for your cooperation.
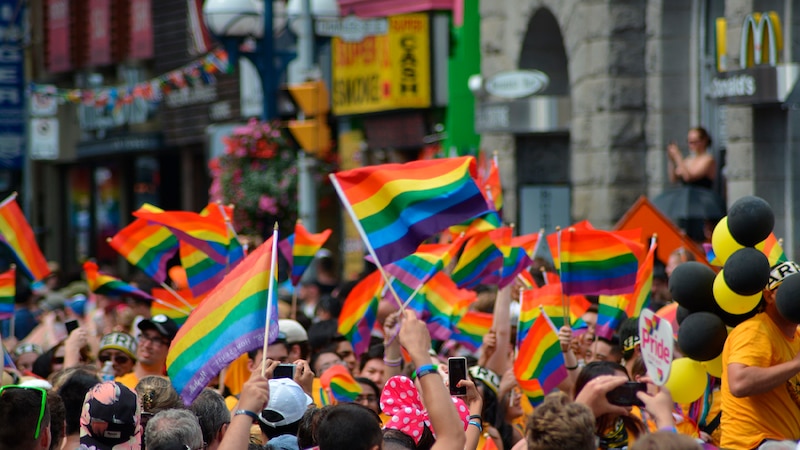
[234,409,259,421]
[383,357,403,367]
[468,414,481,422]
[412,364,438,380]
[658,426,677,433]
[468,421,483,432]
[565,363,579,370]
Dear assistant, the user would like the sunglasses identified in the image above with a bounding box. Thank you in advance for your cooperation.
[98,354,131,365]
[0,385,46,439]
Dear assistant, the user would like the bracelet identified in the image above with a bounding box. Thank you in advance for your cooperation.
[234,409,259,421]
[383,357,403,367]
[412,364,438,380]
[468,421,483,432]
[468,414,481,422]
[565,363,579,370]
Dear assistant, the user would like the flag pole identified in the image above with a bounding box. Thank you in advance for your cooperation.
[216,202,238,275]
[0,191,17,209]
[150,295,192,316]
[539,266,548,285]
[329,174,406,311]
[557,227,570,324]
[262,222,279,377]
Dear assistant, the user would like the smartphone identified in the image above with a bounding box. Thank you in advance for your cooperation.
[65,319,79,335]
[606,381,646,407]
[273,363,296,380]
[448,357,468,396]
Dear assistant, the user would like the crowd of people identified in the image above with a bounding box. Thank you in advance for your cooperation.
[1,243,799,450]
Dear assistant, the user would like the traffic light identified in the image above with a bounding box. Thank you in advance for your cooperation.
[286,80,332,157]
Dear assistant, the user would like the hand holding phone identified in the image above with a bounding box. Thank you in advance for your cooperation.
[448,357,468,396]
[65,319,79,335]
[273,364,296,380]
[606,381,646,407]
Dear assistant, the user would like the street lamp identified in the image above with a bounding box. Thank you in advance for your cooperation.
[203,0,290,120]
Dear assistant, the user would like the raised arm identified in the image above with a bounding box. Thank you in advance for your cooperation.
[486,285,512,375]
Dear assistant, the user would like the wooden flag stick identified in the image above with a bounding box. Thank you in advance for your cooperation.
[262,222,280,377]
[159,282,195,311]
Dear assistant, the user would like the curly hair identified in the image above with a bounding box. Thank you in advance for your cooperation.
[135,376,183,415]
[526,391,596,450]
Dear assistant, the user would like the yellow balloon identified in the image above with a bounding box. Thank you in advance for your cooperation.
[713,270,762,315]
[712,217,744,265]
[703,353,723,378]
[665,358,708,403]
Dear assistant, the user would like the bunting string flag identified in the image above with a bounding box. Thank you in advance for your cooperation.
[167,236,281,405]
[0,193,51,281]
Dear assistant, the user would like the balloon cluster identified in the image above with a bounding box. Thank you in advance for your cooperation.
[662,196,776,403]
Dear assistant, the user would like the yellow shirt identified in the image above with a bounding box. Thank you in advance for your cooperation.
[116,372,139,390]
[721,313,800,449]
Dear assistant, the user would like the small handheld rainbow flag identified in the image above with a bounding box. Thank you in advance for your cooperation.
[759,232,787,267]
[559,227,639,296]
[383,236,465,292]
[83,261,153,300]
[0,194,50,281]
[167,237,281,405]
[0,267,15,319]
[133,204,230,264]
[517,283,591,343]
[320,364,362,403]
[151,288,202,326]
[278,221,332,286]
[330,156,491,265]
[108,218,178,283]
[448,211,502,238]
[514,310,567,406]
[481,153,503,213]
[338,270,383,356]
[451,310,493,352]
[450,229,505,289]
[405,272,476,341]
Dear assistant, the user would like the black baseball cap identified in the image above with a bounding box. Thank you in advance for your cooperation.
[137,314,179,342]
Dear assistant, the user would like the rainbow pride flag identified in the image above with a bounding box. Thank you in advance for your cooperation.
[451,229,505,289]
[167,238,281,405]
[404,272,475,341]
[108,218,178,283]
[596,241,656,339]
[338,270,383,356]
[83,261,153,300]
[151,288,202,326]
[320,365,362,403]
[518,283,591,343]
[384,236,465,293]
[278,221,332,286]
[481,155,503,212]
[703,243,721,267]
[0,194,50,281]
[452,310,493,351]
[330,156,490,265]
[0,267,14,319]
[449,211,502,238]
[759,232,787,267]
[559,227,639,296]
[514,311,567,406]
[133,204,230,264]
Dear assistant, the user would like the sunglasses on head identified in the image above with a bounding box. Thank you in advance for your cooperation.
[98,353,131,365]
[0,385,47,439]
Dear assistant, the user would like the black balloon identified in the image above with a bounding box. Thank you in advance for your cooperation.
[776,273,800,323]
[723,248,771,295]
[713,302,759,328]
[669,262,717,313]
[727,196,774,247]
[677,312,728,361]
[677,305,691,324]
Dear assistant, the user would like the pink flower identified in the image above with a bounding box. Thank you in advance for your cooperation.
[259,195,278,214]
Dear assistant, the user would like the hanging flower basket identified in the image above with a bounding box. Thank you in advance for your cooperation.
[209,118,335,236]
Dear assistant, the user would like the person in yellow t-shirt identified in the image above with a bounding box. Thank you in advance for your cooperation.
[721,262,800,449]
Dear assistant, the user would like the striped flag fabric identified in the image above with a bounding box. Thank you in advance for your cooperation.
[278,221,332,286]
[151,288,203,327]
[517,283,591,343]
[330,156,491,265]
[338,270,383,357]
[0,194,51,281]
[383,236,465,293]
[167,237,281,405]
[0,267,14,319]
[559,227,640,296]
[108,218,179,283]
[452,310,493,352]
[759,232,787,267]
[450,229,505,289]
[83,261,153,301]
[514,311,567,406]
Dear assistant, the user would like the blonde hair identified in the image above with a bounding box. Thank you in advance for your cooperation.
[135,376,183,414]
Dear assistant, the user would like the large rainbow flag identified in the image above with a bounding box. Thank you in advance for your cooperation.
[559,227,639,296]
[83,261,153,300]
[108,218,178,283]
[330,156,490,265]
[167,238,281,405]
[278,221,332,286]
[514,311,567,406]
[0,267,15,319]
[338,270,383,356]
[0,194,50,281]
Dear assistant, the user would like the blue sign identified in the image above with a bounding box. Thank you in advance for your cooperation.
[0,0,24,169]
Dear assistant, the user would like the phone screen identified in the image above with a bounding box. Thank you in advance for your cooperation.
[606,382,646,407]
[65,320,79,335]
[274,364,296,380]
[448,357,468,396]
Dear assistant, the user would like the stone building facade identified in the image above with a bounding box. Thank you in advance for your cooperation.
[479,0,800,257]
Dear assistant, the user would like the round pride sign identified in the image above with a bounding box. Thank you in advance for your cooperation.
[638,309,673,386]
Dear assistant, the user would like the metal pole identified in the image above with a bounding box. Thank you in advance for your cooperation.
[295,0,317,231]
